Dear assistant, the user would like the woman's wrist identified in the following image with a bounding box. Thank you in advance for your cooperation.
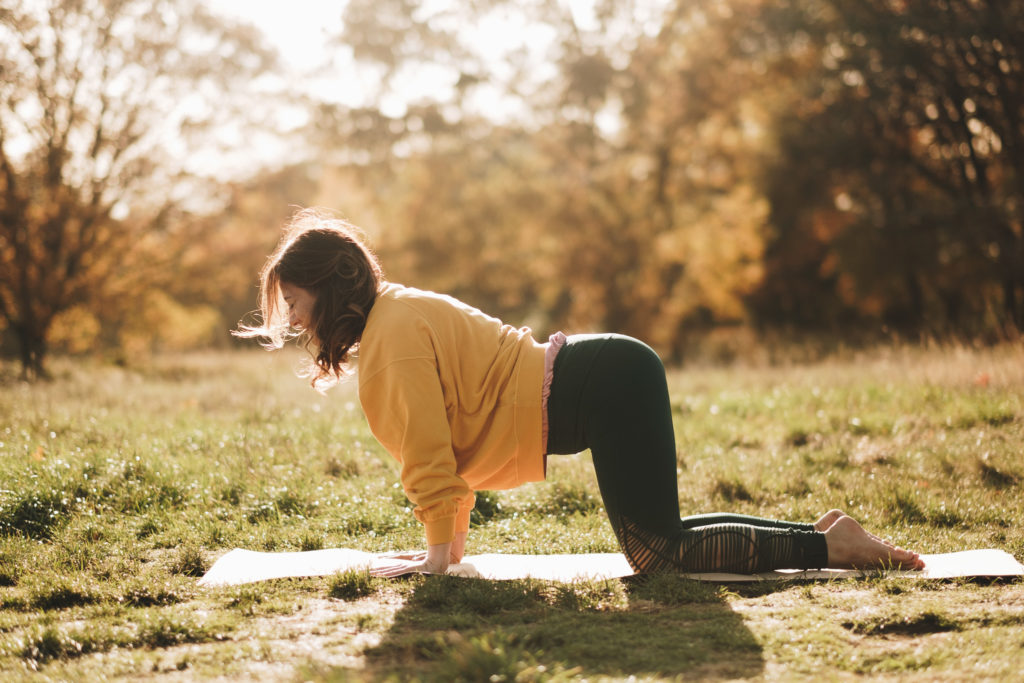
[424,542,452,573]
[450,531,468,564]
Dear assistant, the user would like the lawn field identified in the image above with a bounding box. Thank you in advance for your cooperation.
[1,345,1023,681]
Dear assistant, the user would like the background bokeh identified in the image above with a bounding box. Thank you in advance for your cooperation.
[2,0,1022,377]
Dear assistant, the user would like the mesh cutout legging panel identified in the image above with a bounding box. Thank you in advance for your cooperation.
[545,334,829,574]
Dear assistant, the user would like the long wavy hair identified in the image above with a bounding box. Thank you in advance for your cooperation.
[235,208,383,390]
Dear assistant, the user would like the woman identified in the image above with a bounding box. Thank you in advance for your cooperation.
[236,209,923,577]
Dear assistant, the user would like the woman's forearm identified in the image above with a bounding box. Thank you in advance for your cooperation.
[450,531,467,564]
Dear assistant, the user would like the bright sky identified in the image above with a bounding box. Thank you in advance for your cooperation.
[197,0,634,176]
[201,0,565,170]
[197,1,361,176]
[7,0,638,203]
[205,0,602,107]
[207,0,342,71]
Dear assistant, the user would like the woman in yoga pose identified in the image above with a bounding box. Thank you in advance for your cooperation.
[237,209,923,577]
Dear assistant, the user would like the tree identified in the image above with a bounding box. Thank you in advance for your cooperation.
[317,0,779,358]
[753,0,1024,336]
[302,0,1023,352]
[0,0,275,378]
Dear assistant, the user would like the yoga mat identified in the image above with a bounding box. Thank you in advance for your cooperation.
[198,548,1024,587]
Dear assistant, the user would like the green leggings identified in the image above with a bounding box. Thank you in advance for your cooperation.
[546,334,829,574]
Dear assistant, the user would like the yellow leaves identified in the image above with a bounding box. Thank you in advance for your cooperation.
[118,290,223,355]
[45,306,101,355]
[656,183,770,324]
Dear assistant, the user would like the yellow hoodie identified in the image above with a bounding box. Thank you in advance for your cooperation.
[357,283,547,545]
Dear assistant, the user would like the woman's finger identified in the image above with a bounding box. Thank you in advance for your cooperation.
[379,550,427,561]
[369,558,429,577]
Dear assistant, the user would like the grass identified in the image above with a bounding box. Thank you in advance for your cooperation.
[0,344,1022,680]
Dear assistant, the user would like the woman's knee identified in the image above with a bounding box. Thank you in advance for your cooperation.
[601,335,667,382]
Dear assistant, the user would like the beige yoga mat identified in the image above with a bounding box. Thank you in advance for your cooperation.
[197,548,1024,587]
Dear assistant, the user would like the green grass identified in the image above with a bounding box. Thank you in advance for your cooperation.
[1,344,1023,680]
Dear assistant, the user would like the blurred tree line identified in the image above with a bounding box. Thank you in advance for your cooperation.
[2,0,1022,377]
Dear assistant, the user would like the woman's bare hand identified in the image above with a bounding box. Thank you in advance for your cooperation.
[377,550,427,562]
[370,542,452,577]
[369,557,439,577]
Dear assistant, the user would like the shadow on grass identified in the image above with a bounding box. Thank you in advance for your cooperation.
[363,573,765,681]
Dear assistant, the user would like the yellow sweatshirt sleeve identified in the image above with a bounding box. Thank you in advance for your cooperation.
[359,357,474,545]
[456,491,476,535]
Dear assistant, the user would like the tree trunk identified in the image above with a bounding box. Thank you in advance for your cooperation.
[15,324,49,381]
[1006,278,1024,332]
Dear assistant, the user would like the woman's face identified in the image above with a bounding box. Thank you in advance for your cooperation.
[280,282,317,331]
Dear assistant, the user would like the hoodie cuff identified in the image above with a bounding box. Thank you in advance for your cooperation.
[424,516,457,546]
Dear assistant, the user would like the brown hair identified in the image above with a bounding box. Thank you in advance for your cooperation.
[235,208,383,390]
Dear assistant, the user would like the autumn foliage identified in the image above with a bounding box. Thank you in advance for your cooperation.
[2,0,1022,376]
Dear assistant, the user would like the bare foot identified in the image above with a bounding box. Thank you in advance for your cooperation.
[816,511,893,546]
[824,516,924,570]
[814,509,846,531]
